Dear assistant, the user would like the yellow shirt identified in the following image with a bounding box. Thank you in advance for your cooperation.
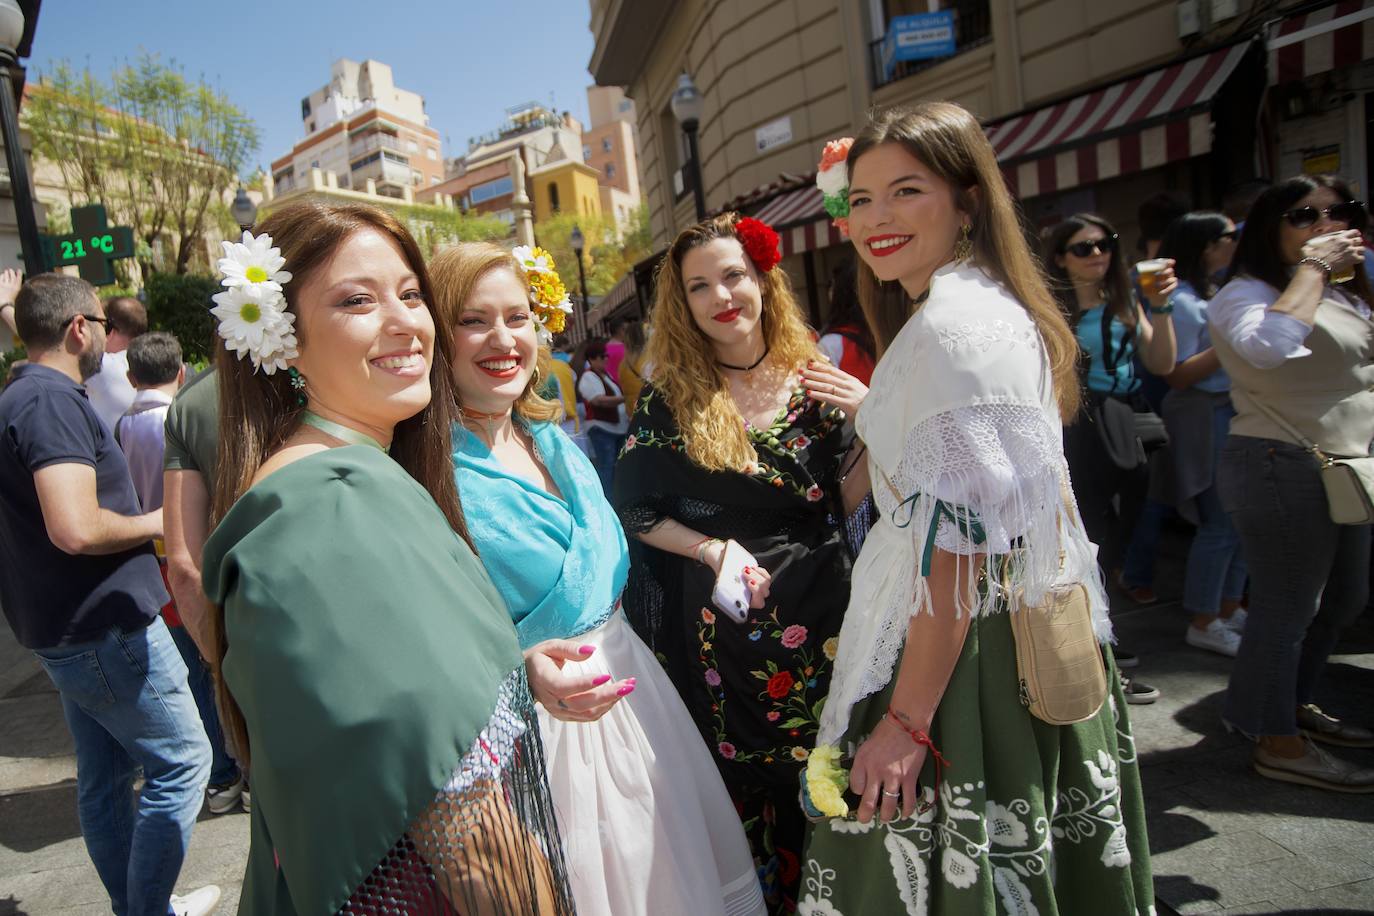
[548,358,579,431]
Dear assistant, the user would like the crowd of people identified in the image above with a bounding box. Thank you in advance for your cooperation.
[0,98,1370,916]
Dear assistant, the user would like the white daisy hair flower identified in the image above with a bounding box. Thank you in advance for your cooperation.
[213,230,298,375]
[218,230,293,291]
[511,245,552,275]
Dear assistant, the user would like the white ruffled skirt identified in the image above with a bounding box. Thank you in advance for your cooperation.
[537,611,765,916]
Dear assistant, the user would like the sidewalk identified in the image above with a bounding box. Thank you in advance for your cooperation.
[1,544,1372,913]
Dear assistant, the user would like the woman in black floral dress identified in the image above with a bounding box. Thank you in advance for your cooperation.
[613,214,867,914]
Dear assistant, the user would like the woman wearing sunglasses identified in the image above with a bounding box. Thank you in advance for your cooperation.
[1043,214,1176,701]
[1209,174,1374,792]
[1155,212,1248,657]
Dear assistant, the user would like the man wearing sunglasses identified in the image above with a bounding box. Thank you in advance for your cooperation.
[0,274,219,914]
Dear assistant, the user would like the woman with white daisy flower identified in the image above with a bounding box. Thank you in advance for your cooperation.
[201,203,575,915]
[431,242,764,916]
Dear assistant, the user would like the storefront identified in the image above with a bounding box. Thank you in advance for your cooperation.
[1266,0,1374,196]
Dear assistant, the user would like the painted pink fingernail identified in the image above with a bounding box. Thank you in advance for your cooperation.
[592,674,612,686]
[617,685,636,696]
[579,645,596,655]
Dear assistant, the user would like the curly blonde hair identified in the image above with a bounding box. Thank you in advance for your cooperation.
[429,242,562,424]
[646,213,819,472]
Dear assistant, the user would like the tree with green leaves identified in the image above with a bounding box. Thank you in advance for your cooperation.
[535,206,652,299]
[25,55,260,280]
[397,203,512,257]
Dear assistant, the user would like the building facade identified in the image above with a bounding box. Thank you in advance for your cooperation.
[589,0,1361,327]
[583,85,644,231]
[270,59,445,202]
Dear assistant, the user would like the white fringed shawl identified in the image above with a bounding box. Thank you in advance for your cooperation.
[816,262,1109,747]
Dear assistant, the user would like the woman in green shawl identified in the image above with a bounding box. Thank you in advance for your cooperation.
[200,201,576,914]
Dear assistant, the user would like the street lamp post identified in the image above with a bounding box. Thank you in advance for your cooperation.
[670,72,706,222]
[0,0,41,277]
[230,186,258,232]
[570,224,590,341]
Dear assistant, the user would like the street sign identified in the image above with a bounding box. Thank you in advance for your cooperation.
[755,116,794,154]
[882,10,958,81]
[39,205,136,287]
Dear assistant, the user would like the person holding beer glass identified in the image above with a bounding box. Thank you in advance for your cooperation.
[1209,175,1374,792]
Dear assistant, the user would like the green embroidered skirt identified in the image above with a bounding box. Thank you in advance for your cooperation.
[800,610,1154,916]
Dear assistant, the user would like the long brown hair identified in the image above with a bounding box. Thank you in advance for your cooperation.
[429,242,562,424]
[208,201,470,765]
[647,213,819,472]
[847,103,1081,420]
[1042,213,1137,327]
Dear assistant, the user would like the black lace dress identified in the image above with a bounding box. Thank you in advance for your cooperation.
[612,383,854,915]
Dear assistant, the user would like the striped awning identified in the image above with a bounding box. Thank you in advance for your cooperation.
[753,185,824,228]
[988,42,1250,200]
[1268,0,1374,85]
[777,217,845,258]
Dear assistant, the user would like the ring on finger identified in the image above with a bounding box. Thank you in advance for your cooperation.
[881,788,901,798]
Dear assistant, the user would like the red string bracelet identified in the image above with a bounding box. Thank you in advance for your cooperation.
[885,706,951,806]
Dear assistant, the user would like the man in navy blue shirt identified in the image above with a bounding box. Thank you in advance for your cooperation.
[0,274,218,915]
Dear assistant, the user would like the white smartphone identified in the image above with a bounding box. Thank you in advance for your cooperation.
[711,540,758,624]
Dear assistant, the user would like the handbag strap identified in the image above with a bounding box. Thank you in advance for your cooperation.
[1243,391,1332,464]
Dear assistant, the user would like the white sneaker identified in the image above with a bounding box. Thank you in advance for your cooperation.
[1186,618,1242,657]
[1223,608,1248,633]
[206,772,246,815]
[171,886,222,916]
[241,782,251,814]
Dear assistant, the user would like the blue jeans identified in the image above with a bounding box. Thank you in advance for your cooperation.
[33,616,211,916]
[167,623,239,786]
[1219,436,1371,736]
[1121,497,1170,589]
[587,426,625,495]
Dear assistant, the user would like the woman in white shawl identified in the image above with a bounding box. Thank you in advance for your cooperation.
[799,104,1153,915]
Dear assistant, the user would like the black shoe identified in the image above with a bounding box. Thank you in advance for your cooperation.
[1120,674,1159,705]
[1114,649,1139,669]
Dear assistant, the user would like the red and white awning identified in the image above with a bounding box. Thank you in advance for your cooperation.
[1268,0,1374,85]
[988,42,1250,199]
[736,179,844,256]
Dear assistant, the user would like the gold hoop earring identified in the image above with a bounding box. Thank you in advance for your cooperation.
[954,224,973,263]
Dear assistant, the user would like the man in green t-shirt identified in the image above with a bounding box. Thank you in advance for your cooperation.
[162,367,246,814]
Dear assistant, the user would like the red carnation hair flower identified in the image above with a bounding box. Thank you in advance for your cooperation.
[735,217,781,272]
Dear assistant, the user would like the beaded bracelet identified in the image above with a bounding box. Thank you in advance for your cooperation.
[690,536,724,566]
[1298,255,1333,279]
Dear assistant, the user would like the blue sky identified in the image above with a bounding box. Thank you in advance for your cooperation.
[27,1,598,172]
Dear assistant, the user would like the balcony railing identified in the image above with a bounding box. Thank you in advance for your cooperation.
[869,1,992,90]
[350,132,406,160]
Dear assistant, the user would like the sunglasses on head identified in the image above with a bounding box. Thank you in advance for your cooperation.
[1063,234,1118,258]
[1281,200,1367,230]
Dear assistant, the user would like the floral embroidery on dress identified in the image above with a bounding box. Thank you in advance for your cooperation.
[936,318,1038,355]
[699,606,829,764]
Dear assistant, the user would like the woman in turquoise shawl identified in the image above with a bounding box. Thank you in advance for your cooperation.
[433,243,765,916]
[200,203,574,914]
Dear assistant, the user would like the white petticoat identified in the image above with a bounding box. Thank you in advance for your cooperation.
[537,611,766,916]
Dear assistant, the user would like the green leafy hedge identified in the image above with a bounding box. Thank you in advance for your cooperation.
[144,273,220,364]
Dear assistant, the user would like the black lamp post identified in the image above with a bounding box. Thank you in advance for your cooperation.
[230,185,258,232]
[0,0,41,277]
[670,72,706,221]
[570,223,590,341]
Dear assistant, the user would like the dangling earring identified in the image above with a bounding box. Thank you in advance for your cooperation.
[287,366,308,408]
[954,223,973,263]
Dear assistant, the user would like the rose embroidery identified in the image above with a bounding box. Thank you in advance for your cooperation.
[718,741,737,760]
[767,671,795,699]
[705,668,722,687]
[806,485,824,502]
[781,624,808,649]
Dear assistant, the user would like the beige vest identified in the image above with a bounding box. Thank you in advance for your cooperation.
[1214,292,1374,457]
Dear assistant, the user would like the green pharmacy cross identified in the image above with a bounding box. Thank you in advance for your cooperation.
[40,205,136,287]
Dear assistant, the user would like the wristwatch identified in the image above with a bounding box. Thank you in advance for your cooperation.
[1150,301,1174,315]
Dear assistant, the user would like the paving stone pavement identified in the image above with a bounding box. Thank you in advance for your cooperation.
[1,525,1371,914]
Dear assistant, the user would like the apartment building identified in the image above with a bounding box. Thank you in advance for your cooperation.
[270,59,445,202]
[589,0,1361,327]
[583,85,644,231]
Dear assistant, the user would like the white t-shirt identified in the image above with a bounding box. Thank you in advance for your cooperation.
[577,370,628,435]
[114,388,173,511]
[86,349,136,431]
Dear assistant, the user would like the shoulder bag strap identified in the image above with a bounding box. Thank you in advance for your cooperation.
[1243,391,1328,460]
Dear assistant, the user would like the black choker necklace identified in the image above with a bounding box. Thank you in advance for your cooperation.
[717,346,770,372]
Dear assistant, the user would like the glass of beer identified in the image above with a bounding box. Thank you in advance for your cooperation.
[1136,259,1169,298]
